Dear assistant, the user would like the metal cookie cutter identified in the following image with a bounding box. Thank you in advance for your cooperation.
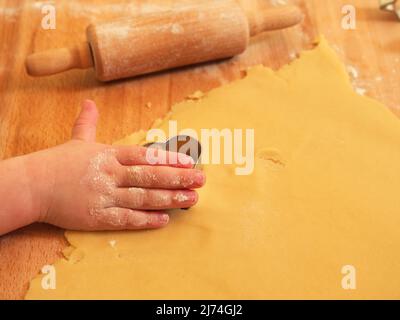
[144,135,202,166]
[380,0,400,20]
[144,135,202,211]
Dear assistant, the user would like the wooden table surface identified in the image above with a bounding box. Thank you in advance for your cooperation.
[0,0,399,300]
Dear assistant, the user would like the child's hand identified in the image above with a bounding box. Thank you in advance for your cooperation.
[23,100,205,232]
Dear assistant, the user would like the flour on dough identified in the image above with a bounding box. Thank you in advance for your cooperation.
[26,38,400,299]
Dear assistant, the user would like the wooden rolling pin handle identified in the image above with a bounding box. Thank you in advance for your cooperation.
[248,5,304,36]
[25,42,94,77]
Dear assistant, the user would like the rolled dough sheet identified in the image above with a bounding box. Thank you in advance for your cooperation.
[26,38,400,299]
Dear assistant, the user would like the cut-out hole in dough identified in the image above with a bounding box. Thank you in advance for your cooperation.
[257,149,286,167]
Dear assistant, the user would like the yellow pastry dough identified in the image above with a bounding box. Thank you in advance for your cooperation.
[26,39,400,299]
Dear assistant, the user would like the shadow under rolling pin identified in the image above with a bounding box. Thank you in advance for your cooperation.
[25,1,304,82]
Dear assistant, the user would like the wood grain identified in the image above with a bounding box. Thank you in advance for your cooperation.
[0,0,399,300]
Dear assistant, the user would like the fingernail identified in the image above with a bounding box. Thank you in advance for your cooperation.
[195,171,206,185]
[160,214,170,224]
[190,192,199,204]
[83,99,95,108]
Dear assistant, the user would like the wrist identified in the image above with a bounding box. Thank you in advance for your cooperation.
[0,151,53,235]
[22,149,56,224]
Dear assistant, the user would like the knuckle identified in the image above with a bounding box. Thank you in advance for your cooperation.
[144,166,159,186]
[127,211,148,227]
[90,208,127,229]
[127,188,146,208]
[149,191,172,208]
[127,165,144,184]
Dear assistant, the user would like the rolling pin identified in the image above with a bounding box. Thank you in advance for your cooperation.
[25,1,303,82]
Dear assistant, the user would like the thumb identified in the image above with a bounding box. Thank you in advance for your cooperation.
[71,100,99,142]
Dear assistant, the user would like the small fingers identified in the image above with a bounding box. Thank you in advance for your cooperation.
[118,165,205,189]
[92,208,169,230]
[116,145,194,168]
[113,188,198,210]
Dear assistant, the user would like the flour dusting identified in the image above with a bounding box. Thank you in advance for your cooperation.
[174,193,189,203]
[171,23,184,34]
